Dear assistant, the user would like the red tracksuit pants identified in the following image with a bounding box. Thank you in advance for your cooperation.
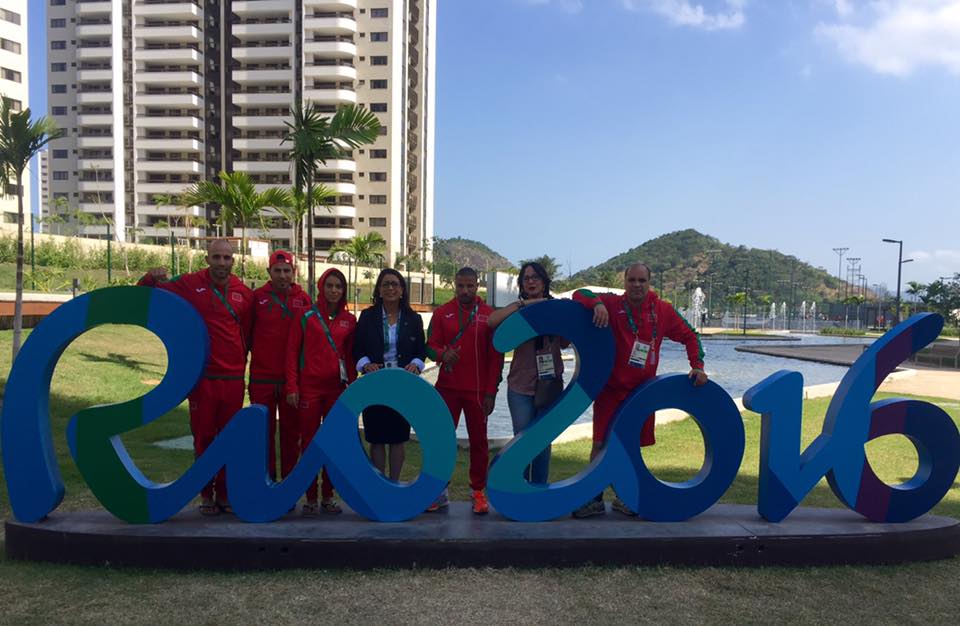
[439,387,489,491]
[188,377,245,502]
[248,381,299,482]
[592,385,656,447]
[299,390,340,501]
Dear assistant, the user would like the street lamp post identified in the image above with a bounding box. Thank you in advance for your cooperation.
[882,238,904,325]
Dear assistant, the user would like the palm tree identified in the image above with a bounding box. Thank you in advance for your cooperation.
[182,171,288,278]
[273,184,336,275]
[282,102,381,297]
[0,100,62,359]
[330,232,387,310]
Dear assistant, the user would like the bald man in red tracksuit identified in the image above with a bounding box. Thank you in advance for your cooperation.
[426,268,503,514]
[249,250,311,484]
[571,262,706,517]
[285,268,356,515]
[137,239,254,515]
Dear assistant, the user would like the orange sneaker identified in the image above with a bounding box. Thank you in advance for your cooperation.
[472,489,489,515]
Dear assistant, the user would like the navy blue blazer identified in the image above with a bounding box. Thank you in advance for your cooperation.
[353,305,426,368]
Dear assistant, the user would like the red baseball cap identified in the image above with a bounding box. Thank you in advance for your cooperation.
[269,250,294,268]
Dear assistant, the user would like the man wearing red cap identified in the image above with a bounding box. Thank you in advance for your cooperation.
[138,239,255,515]
[250,250,312,487]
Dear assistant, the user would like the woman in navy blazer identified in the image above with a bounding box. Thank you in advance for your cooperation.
[353,268,426,481]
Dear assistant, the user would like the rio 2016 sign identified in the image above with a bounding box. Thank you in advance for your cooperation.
[2,287,958,525]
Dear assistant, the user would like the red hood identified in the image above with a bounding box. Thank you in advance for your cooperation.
[316,268,349,317]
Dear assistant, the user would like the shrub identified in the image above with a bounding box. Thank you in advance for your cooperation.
[819,326,866,336]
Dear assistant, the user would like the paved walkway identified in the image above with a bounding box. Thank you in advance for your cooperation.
[878,369,960,401]
[735,343,868,366]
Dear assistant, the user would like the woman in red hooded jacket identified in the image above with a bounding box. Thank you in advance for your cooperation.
[285,268,357,516]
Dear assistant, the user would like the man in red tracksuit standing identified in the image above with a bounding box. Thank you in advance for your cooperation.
[284,268,356,515]
[571,262,708,518]
[138,239,254,515]
[249,250,312,484]
[426,267,503,514]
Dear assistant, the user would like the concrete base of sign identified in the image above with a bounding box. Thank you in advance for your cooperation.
[6,503,959,570]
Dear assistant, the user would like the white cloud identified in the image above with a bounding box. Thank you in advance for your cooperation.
[816,1,960,76]
[523,0,584,14]
[621,0,748,31]
[906,249,960,280]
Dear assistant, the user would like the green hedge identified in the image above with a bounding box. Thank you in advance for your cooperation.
[819,326,867,336]
[0,235,270,293]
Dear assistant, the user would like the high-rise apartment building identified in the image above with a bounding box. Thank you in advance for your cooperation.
[0,1,29,226]
[44,0,435,266]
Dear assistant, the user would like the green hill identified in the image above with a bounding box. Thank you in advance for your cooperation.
[433,237,514,283]
[570,229,846,304]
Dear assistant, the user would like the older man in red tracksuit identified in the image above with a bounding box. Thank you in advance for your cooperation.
[249,250,312,484]
[571,262,707,518]
[426,267,504,514]
[138,239,254,515]
[284,268,356,515]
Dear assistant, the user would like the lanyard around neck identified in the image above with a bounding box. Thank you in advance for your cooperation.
[623,298,657,341]
[267,290,291,318]
[382,307,400,353]
[211,284,240,325]
[451,303,478,346]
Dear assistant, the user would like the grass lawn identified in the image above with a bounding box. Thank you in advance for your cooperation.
[0,325,958,623]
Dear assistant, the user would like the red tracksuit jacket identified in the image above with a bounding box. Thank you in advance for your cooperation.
[427,297,503,395]
[249,282,312,383]
[573,289,704,392]
[137,268,254,378]
[284,270,357,396]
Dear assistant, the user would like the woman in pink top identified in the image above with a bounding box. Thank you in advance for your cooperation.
[487,261,566,484]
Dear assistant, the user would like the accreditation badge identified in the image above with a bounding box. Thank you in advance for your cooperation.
[339,359,348,384]
[629,340,652,368]
[536,353,556,380]
[385,360,398,369]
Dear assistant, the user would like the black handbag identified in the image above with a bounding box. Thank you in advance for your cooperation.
[534,377,564,409]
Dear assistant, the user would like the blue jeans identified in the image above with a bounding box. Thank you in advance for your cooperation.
[507,389,552,485]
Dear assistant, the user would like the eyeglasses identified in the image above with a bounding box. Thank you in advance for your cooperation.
[381,281,401,288]
[522,275,543,283]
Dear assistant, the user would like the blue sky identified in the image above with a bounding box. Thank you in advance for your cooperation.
[28,1,960,289]
[434,0,960,289]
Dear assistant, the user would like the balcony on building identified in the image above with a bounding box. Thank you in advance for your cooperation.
[77,41,113,60]
[232,65,294,85]
[77,1,113,16]
[302,35,356,58]
[77,68,114,82]
[303,0,359,10]
[232,16,294,38]
[134,45,203,64]
[303,12,357,34]
[135,111,203,130]
[137,156,203,174]
[136,91,202,108]
[77,112,114,126]
[232,88,294,106]
[304,81,356,105]
[136,22,202,44]
[233,0,295,15]
[135,69,202,87]
[232,40,293,61]
[303,58,357,81]
[233,158,290,174]
[133,1,202,20]
[137,136,203,151]
[233,115,291,129]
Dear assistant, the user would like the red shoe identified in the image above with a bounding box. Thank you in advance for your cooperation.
[472,489,489,515]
